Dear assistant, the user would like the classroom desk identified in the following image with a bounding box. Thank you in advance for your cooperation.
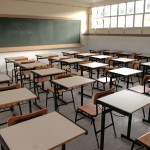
[51,76,95,110]
[0,88,37,125]
[103,50,122,57]
[89,49,104,54]
[97,90,150,150]
[0,74,11,85]
[13,59,38,83]
[112,58,135,67]
[118,52,134,58]
[32,68,65,93]
[141,62,150,78]
[0,112,86,150]
[35,53,58,61]
[48,56,70,65]
[76,53,96,60]
[90,55,111,63]
[62,51,80,57]
[136,54,150,62]
[108,67,142,89]
[80,62,108,79]
[60,58,84,71]
[19,62,47,87]
[4,56,28,77]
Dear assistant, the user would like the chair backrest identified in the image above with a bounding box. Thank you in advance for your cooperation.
[35,64,52,70]
[14,58,28,61]
[0,84,20,92]
[80,61,91,65]
[60,57,71,61]
[55,73,74,79]
[7,108,48,126]
[142,75,150,85]
[107,56,118,66]
[93,88,115,105]
[20,60,36,64]
[131,60,141,69]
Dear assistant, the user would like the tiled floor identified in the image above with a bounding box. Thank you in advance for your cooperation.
[0,72,150,150]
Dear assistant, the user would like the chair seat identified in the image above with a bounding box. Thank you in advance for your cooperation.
[78,103,102,116]
[62,66,70,70]
[102,65,114,69]
[73,71,89,76]
[129,85,150,94]
[137,131,150,148]
[47,87,66,93]
[96,77,116,83]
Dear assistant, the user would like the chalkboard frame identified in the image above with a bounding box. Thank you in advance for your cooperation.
[0,14,82,53]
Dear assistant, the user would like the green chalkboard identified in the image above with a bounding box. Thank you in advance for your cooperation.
[0,17,81,47]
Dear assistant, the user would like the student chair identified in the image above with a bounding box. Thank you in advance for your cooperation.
[95,66,118,91]
[131,131,150,150]
[130,60,142,84]
[75,88,117,148]
[17,60,36,86]
[33,64,53,97]
[46,73,76,111]
[59,57,72,73]
[11,57,28,82]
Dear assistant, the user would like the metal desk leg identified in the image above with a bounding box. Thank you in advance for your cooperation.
[100,106,106,150]
[5,60,8,75]
[20,67,23,87]
[143,106,150,124]
[62,144,66,150]
[81,85,83,106]
[54,84,58,111]
[121,114,134,142]
[29,100,32,113]
[127,76,129,89]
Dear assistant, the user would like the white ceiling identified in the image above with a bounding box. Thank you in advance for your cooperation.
[19,0,106,7]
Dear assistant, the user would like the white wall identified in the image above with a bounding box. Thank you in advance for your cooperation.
[0,0,88,72]
[85,35,150,54]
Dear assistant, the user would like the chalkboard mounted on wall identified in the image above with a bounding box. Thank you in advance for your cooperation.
[0,15,81,52]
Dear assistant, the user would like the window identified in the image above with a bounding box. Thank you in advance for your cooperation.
[145,0,150,13]
[104,17,110,28]
[135,0,144,14]
[118,16,125,28]
[111,17,117,28]
[126,15,134,27]
[134,14,143,27]
[127,2,134,14]
[91,0,150,29]
[144,14,150,27]
[119,3,126,15]
[111,4,118,16]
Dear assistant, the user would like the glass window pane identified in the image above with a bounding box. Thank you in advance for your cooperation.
[104,5,110,16]
[135,0,144,14]
[111,17,117,28]
[119,3,126,15]
[144,14,150,27]
[127,2,134,14]
[145,0,150,13]
[103,17,110,28]
[92,7,98,18]
[118,16,125,28]
[91,19,98,29]
[111,4,118,16]
[97,6,104,17]
[97,18,103,28]
[134,14,143,27]
[126,15,134,28]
